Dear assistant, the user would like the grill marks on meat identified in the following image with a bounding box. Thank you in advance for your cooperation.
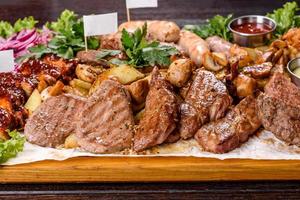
[76,79,135,153]
[179,69,232,139]
[133,68,179,152]
[195,96,261,153]
[24,94,85,147]
[0,55,77,138]
[257,73,300,146]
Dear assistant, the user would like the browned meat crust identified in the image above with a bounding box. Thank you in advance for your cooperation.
[133,67,179,152]
[24,94,85,147]
[76,79,135,153]
[179,69,232,139]
[257,73,300,146]
[195,96,261,153]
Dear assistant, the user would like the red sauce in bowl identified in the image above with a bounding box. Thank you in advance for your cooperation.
[232,22,272,34]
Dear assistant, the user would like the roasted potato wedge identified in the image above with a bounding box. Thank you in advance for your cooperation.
[90,65,144,94]
[76,64,103,83]
[203,52,223,71]
[166,58,193,87]
[212,52,228,66]
[64,134,79,149]
[48,81,64,96]
[25,89,42,114]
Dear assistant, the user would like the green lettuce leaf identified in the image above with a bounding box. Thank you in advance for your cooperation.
[267,1,300,36]
[0,130,25,164]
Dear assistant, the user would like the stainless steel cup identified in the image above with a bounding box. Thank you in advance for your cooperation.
[287,57,300,87]
[228,15,276,47]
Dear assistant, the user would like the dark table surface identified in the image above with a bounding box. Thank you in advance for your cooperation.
[1,0,300,199]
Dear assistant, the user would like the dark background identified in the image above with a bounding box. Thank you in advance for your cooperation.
[1,0,300,199]
[0,0,298,26]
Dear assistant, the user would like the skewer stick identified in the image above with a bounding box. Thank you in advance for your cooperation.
[126,8,131,22]
[84,36,88,52]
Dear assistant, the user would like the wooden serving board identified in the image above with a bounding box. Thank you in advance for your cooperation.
[1,157,300,182]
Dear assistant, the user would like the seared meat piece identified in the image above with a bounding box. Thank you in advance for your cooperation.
[100,32,123,50]
[179,103,199,139]
[257,73,300,146]
[24,94,85,147]
[195,96,261,153]
[133,67,179,152]
[128,78,149,104]
[242,62,273,78]
[233,74,257,98]
[179,69,232,139]
[206,36,233,57]
[76,79,135,153]
[76,50,114,67]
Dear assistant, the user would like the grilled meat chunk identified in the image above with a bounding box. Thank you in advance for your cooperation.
[24,94,85,147]
[257,73,300,146]
[76,50,115,67]
[179,69,232,139]
[242,62,273,78]
[0,56,77,139]
[76,79,135,153]
[195,96,261,153]
[133,67,179,152]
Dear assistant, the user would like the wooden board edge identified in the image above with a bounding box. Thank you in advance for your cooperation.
[1,156,300,183]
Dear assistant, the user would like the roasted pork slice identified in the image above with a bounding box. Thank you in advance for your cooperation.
[257,73,300,146]
[179,69,232,139]
[24,94,85,147]
[133,67,179,152]
[195,96,261,153]
[76,79,135,153]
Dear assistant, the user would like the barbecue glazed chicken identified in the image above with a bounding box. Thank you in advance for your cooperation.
[0,55,76,139]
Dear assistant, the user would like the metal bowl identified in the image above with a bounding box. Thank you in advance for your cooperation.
[228,15,276,47]
[287,57,300,87]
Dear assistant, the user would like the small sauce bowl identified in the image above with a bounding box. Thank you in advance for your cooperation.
[287,57,300,87]
[228,15,276,47]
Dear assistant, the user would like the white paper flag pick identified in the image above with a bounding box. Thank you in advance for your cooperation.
[126,0,158,9]
[83,12,118,37]
[0,50,14,72]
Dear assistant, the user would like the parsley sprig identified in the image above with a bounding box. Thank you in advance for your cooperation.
[184,14,233,41]
[121,23,178,68]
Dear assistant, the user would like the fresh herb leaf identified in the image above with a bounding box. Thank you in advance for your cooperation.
[109,58,128,65]
[0,21,14,38]
[24,10,99,60]
[14,16,38,33]
[184,14,233,41]
[0,130,25,164]
[267,1,300,36]
[121,23,178,67]
[0,16,38,39]
[96,49,121,60]
[142,45,179,67]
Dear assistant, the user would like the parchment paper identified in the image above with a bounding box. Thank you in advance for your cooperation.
[4,130,300,165]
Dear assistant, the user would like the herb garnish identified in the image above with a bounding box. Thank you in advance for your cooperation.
[121,23,178,67]
[184,14,233,41]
